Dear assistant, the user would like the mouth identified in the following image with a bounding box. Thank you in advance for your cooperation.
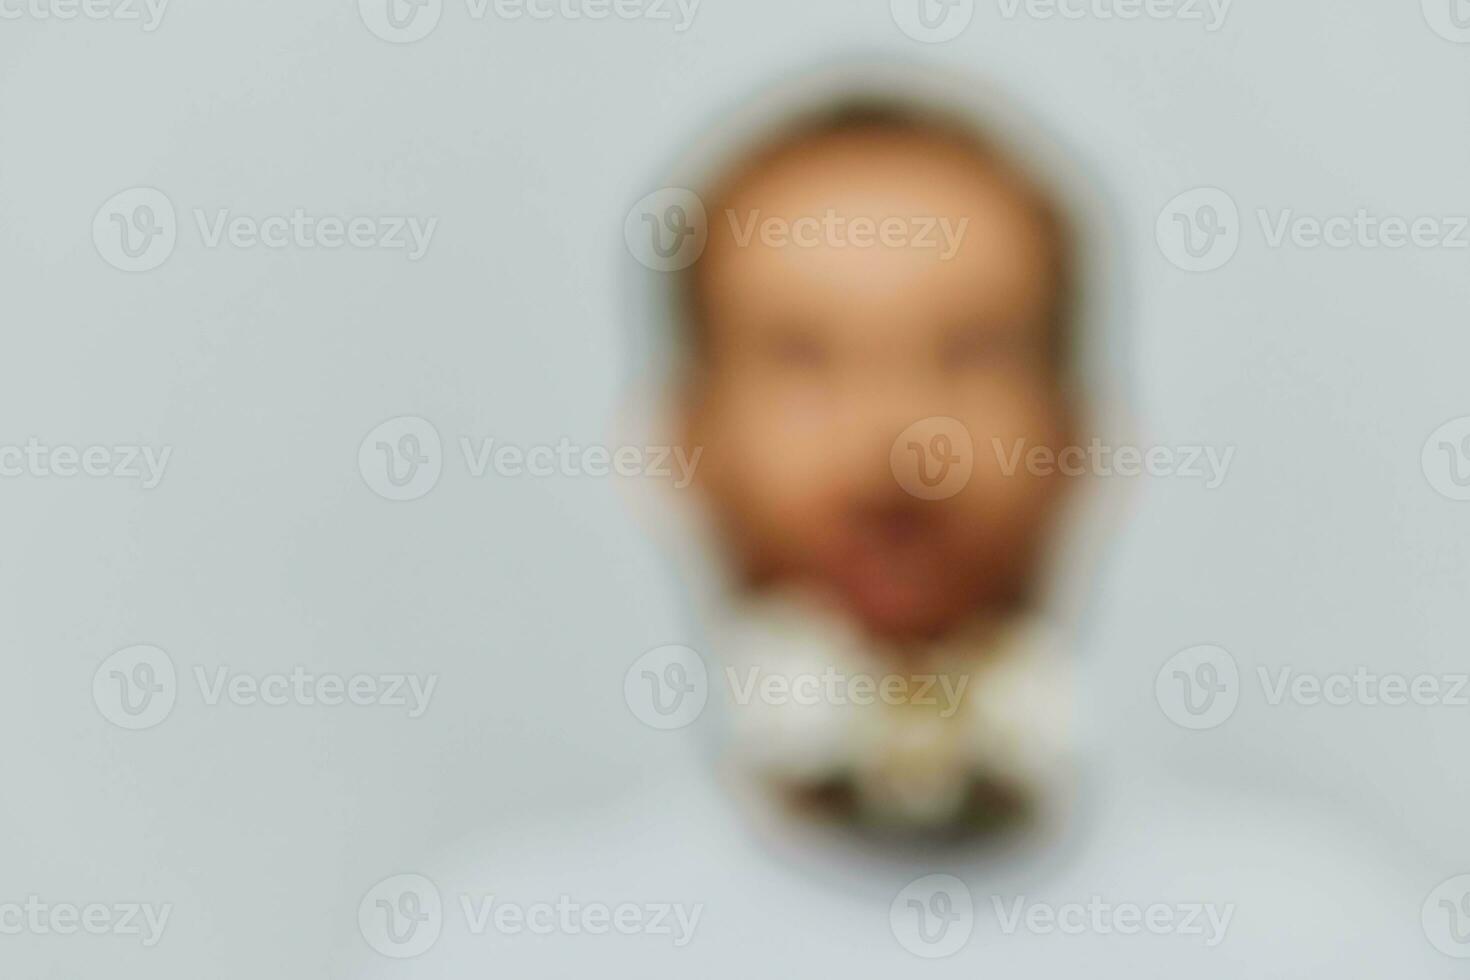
[820,509,959,641]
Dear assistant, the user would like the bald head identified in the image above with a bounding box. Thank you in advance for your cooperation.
[674,103,1081,641]
[682,105,1076,381]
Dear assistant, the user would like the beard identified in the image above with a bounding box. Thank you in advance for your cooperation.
[706,582,1077,836]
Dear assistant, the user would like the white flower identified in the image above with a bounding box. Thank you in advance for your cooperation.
[714,591,1074,830]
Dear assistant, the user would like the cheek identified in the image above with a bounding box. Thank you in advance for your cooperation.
[952,378,1069,520]
[697,385,846,537]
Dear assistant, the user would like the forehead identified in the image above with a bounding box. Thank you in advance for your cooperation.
[695,126,1061,334]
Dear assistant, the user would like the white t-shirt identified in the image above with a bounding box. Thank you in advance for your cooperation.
[352,756,1461,978]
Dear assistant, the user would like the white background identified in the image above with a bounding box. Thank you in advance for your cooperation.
[2,1,1469,976]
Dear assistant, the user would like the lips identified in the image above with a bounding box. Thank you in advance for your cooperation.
[820,508,957,639]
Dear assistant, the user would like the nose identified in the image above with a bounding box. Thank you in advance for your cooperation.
[829,369,948,508]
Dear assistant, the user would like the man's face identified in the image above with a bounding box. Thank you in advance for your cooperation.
[682,128,1074,644]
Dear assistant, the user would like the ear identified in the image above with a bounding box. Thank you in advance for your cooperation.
[1039,385,1085,507]
[614,372,713,507]
[671,372,712,492]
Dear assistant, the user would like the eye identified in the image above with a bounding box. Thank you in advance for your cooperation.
[761,327,831,371]
[939,324,1030,369]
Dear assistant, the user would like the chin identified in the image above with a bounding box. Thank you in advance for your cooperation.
[836,585,979,647]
